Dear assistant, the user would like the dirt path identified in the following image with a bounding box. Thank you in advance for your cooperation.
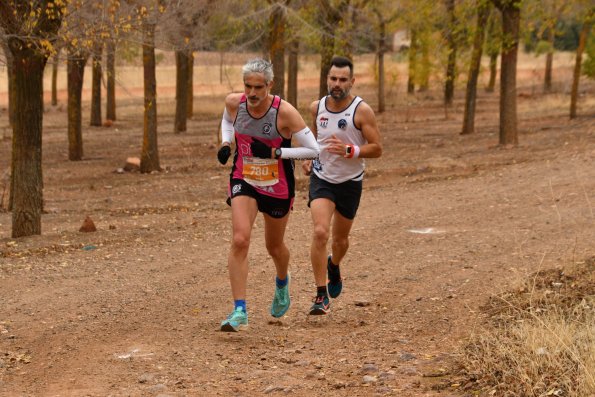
[0,85,594,396]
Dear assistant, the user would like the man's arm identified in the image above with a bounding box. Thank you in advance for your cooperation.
[301,100,320,175]
[353,102,382,158]
[270,101,319,160]
[324,101,382,159]
[217,94,241,165]
[221,94,241,146]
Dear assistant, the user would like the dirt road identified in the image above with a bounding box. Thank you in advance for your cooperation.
[1,83,594,396]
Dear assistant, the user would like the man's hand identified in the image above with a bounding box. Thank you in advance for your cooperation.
[325,134,347,156]
[217,145,231,164]
[250,139,273,159]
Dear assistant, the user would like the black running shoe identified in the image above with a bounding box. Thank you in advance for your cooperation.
[309,295,330,315]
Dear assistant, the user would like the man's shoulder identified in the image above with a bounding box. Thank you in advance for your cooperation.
[354,97,373,114]
[225,93,243,108]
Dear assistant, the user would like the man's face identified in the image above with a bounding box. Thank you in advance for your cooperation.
[244,72,271,108]
[327,66,353,100]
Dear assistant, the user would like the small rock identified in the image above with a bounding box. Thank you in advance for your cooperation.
[376,386,393,394]
[294,360,310,367]
[399,352,416,361]
[147,383,167,393]
[138,373,154,384]
[79,216,97,233]
[263,385,288,394]
[363,375,377,384]
[333,381,346,389]
[361,363,379,373]
[123,157,141,172]
[400,366,419,376]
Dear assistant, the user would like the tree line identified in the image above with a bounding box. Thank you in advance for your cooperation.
[0,0,593,238]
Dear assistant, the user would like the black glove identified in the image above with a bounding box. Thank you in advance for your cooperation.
[217,145,231,165]
[250,139,272,159]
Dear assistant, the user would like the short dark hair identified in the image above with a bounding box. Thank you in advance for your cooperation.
[329,56,353,76]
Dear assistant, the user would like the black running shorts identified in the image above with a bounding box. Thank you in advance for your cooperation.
[308,173,363,220]
[228,178,293,219]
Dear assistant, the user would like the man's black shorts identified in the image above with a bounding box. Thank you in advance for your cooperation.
[227,178,293,219]
[308,173,363,220]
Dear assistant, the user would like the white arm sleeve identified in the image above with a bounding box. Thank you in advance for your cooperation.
[279,127,320,160]
[221,108,234,145]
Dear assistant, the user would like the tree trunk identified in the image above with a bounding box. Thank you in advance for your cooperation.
[544,27,554,92]
[419,32,430,92]
[444,0,457,106]
[495,1,520,145]
[141,23,161,173]
[10,48,47,237]
[318,0,342,99]
[187,50,194,119]
[569,21,591,119]
[2,42,16,127]
[51,48,60,106]
[319,34,335,99]
[377,19,386,113]
[269,3,286,97]
[174,50,189,133]
[67,52,87,161]
[487,53,498,92]
[461,2,489,135]
[106,40,116,121]
[90,44,103,127]
[1,1,62,237]
[287,39,299,107]
[485,9,499,93]
[408,29,418,94]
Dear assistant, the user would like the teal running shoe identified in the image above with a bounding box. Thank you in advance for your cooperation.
[327,256,343,298]
[220,307,248,332]
[270,273,291,318]
[309,294,330,315]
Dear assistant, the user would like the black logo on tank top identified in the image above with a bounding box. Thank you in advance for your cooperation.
[338,119,347,129]
[263,123,272,135]
[319,117,328,128]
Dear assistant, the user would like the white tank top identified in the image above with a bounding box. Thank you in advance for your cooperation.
[312,96,366,183]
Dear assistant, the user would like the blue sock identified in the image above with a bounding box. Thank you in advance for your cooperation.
[276,276,288,288]
[234,300,246,312]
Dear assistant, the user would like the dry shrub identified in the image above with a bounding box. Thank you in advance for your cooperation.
[461,258,595,396]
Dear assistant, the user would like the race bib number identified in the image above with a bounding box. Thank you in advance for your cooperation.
[243,157,279,187]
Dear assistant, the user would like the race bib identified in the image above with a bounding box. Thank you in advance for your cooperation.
[243,157,279,187]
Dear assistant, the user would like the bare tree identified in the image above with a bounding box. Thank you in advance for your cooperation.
[371,4,398,113]
[174,49,189,133]
[90,43,103,126]
[570,8,593,119]
[67,48,88,160]
[408,29,418,94]
[490,0,521,145]
[187,51,194,119]
[286,37,299,106]
[141,20,161,173]
[485,9,501,92]
[461,0,490,135]
[0,0,63,237]
[51,48,61,106]
[443,0,457,106]
[267,1,290,97]
[106,39,117,121]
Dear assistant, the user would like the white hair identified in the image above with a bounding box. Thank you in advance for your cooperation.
[242,58,274,84]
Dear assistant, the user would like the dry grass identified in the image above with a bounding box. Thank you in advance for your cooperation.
[460,258,595,396]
